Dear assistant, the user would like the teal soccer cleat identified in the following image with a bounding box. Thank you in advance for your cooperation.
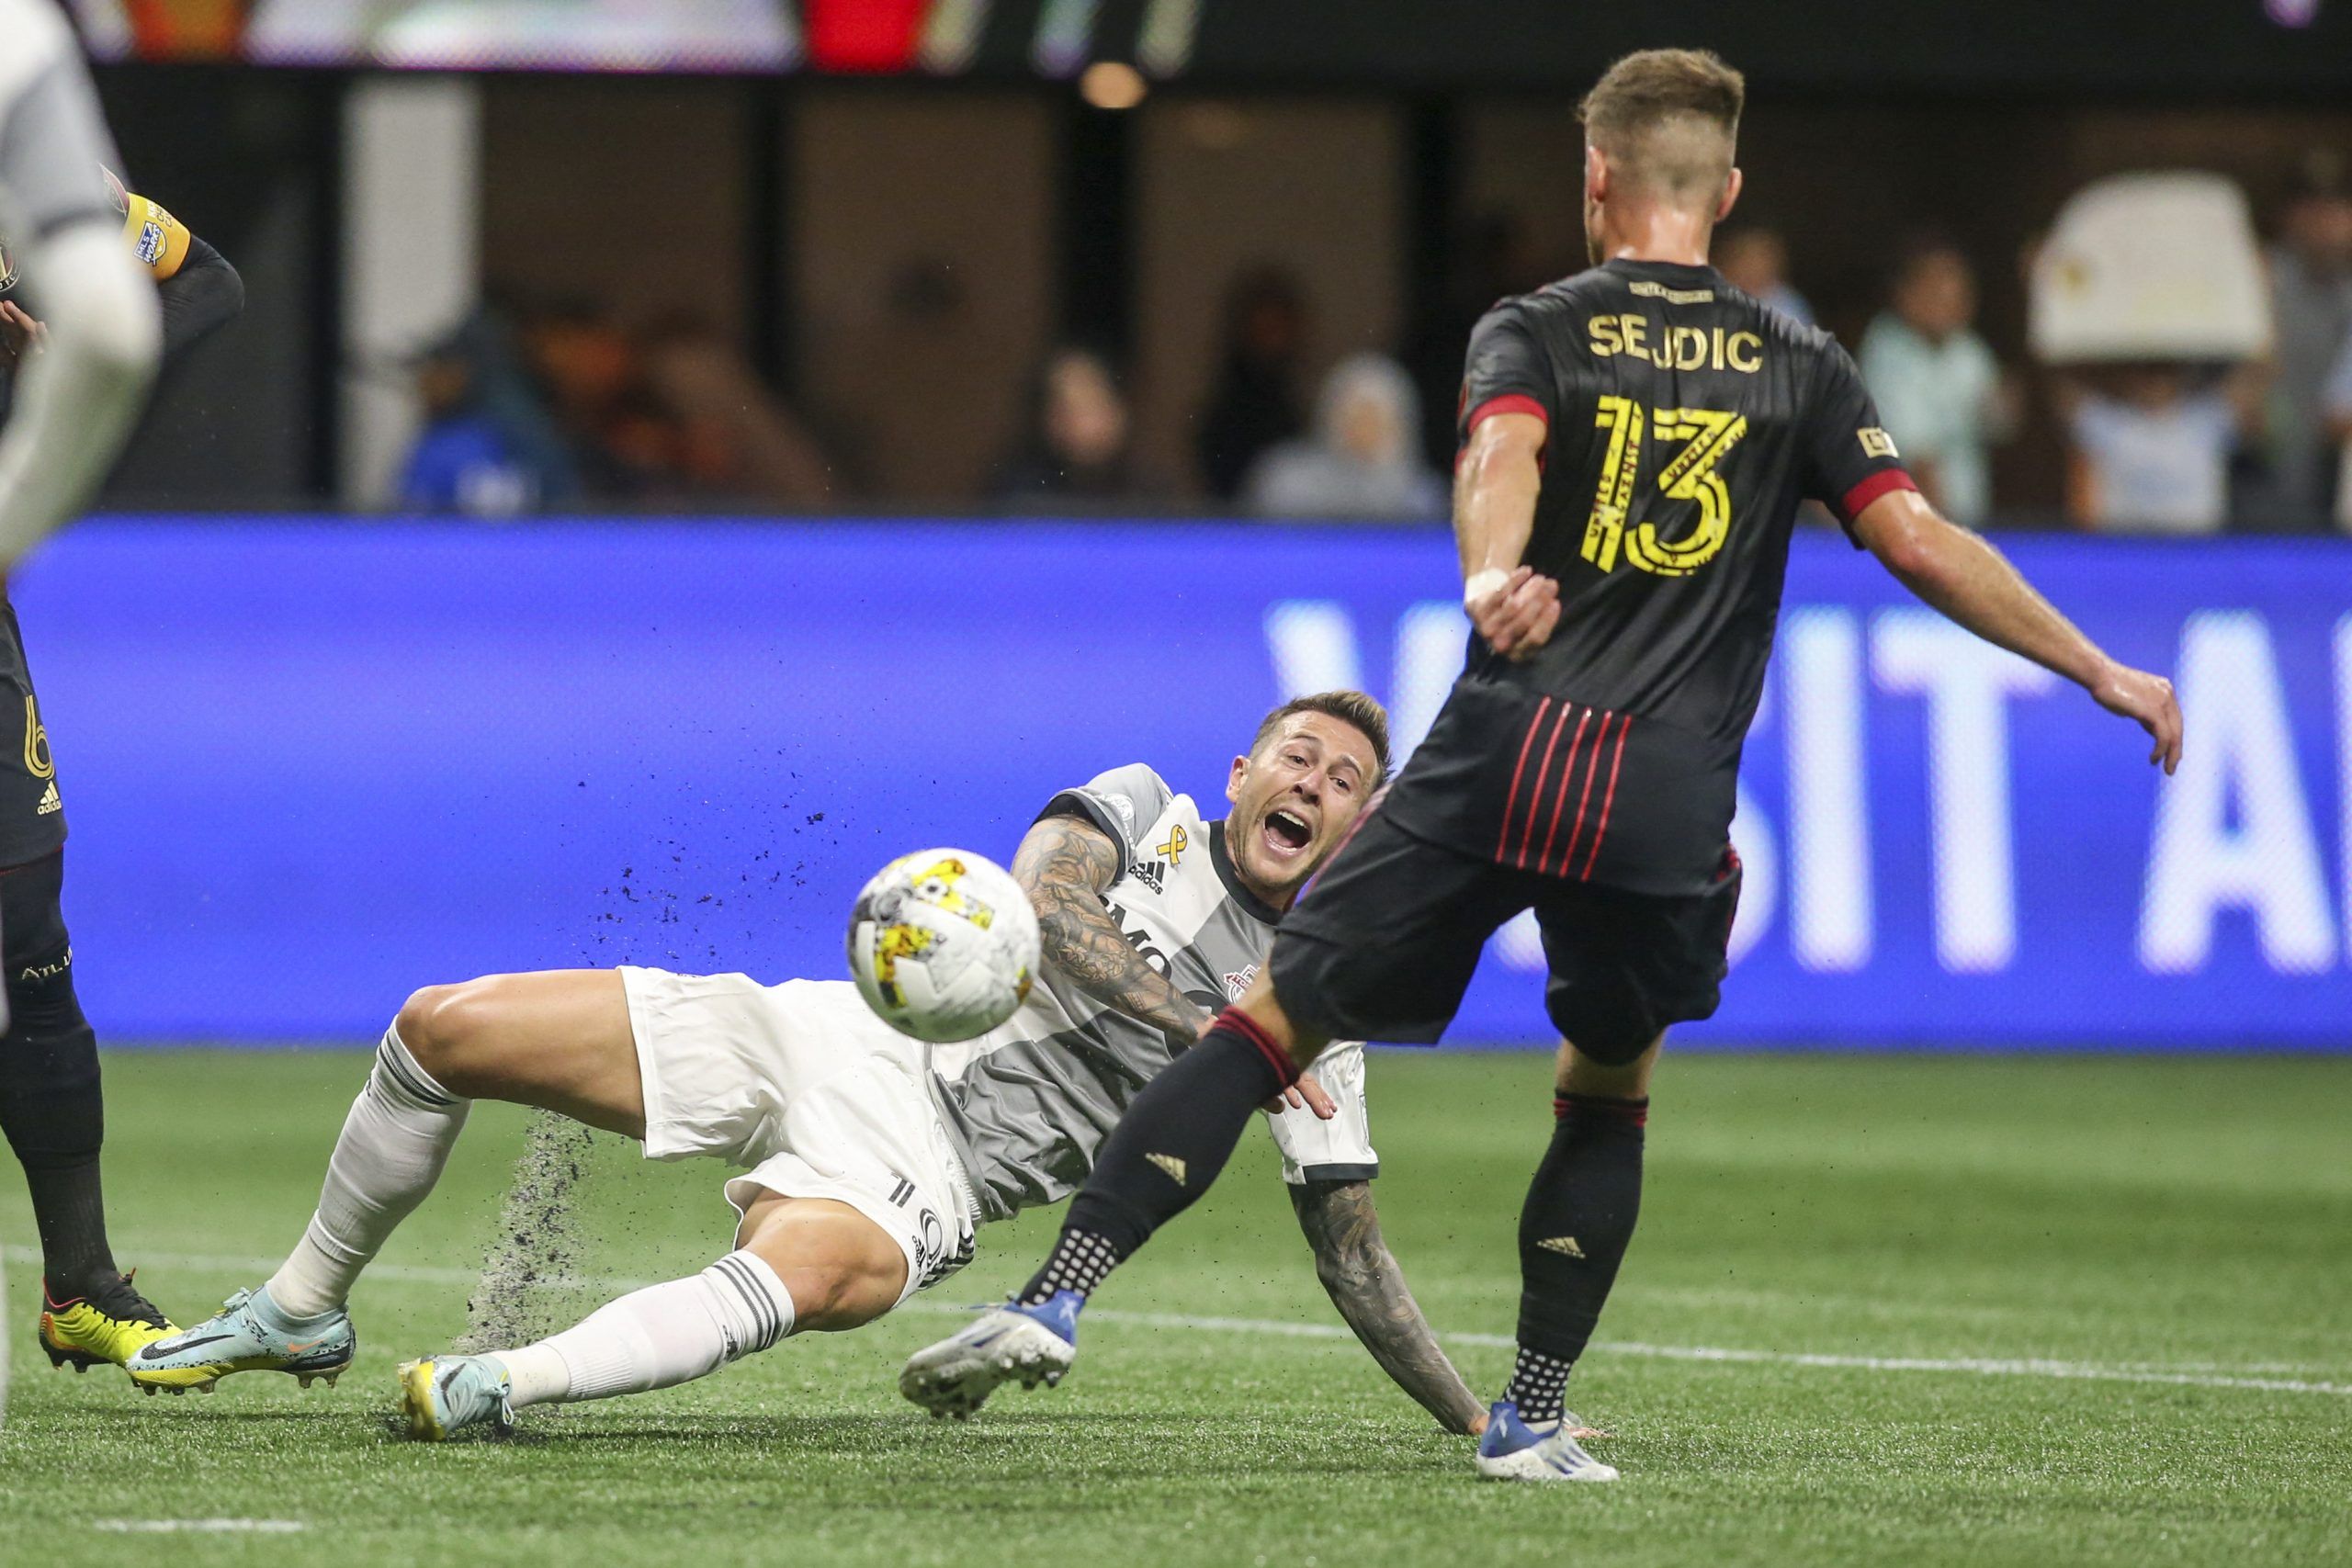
[128,1286,354,1394]
[396,1354,516,1440]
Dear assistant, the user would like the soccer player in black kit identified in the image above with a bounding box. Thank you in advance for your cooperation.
[0,164,243,1374]
[901,49,2184,1482]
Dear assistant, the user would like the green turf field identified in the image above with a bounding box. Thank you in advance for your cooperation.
[3,1050,2346,1567]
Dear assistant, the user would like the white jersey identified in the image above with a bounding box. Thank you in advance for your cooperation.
[0,0,121,245]
[931,763,1378,1220]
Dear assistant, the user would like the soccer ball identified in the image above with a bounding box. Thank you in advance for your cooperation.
[847,848,1039,1043]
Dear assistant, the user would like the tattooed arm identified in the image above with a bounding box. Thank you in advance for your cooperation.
[1290,1178,1487,1436]
[1012,811,1212,1051]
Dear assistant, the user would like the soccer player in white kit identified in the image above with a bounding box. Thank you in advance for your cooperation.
[135,693,1492,1442]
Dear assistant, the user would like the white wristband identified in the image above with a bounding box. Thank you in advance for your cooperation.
[1463,568,1510,607]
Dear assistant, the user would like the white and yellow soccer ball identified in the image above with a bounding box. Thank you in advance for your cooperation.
[847,848,1039,1043]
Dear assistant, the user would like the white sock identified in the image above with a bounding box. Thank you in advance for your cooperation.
[264,1024,469,1320]
[492,1250,797,1410]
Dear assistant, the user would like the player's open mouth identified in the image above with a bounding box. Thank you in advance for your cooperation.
[1262,808,1314,857]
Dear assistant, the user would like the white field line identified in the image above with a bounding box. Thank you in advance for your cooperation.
[13,1244,2347,1399]
[92,1519,307,1534]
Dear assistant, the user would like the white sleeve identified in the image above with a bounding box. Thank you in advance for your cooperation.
[0,222,160,569]
[1264,1040,1379,1185]
[0,11,118,238]
[0,29,159,569]
[1038,763,1174,859]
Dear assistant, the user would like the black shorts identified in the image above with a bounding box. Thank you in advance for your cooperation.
[1272,808,1740,1064]
[0,847,71,975]
[1378,671,1738,897]
[0,603,66,870]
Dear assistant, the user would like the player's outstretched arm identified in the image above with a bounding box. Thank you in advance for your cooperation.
[1454,412,1559,660]
[1851,488,2183,773]
[1289,1179,1486,1436]
[1012,812,1215,1051]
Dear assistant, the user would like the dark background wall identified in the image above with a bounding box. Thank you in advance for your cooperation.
[72,62,2352,513]
[93,67,334,505]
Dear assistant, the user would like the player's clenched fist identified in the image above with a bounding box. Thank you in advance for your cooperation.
[1465,565,1562,661]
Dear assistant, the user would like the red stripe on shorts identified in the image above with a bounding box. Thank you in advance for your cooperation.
[1553,705,1611,875]
[1495,696,1554,862]
[1534,706,1594,874]
[1579,715,1634,880]
[1514,701,1575,868]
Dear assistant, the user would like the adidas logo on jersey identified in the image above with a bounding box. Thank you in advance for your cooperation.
[1535,1235,1586,1258]
[1125,859,1167,894]
[34,781,61,815]
[1146,1152,1188,1186]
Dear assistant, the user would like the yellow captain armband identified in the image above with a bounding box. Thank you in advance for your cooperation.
[119,192,192,280]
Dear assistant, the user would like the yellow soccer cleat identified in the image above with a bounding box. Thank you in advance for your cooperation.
[39,1272,175,1375]
[397,1355,514,1441]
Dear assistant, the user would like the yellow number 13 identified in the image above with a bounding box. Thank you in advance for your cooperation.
[1582,395,1747,577]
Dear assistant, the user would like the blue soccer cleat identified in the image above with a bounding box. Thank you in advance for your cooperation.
[128,1286,354,1395]
[396,1354,516,1440]
[1474,1399,1621,1483]
[897,1291,1080,1419]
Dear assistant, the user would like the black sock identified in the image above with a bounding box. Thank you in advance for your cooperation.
[22,1157,113,1303]
[1,981,116,1301]
[1502,1346,1575,1426]
[1017,1226,1125,1306]
[1510,1092,1647,1416]
[0,852,119,1303]
[1017,1012,1295,1305]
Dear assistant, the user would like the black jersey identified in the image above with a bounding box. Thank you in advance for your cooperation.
[1378,258,1915,896]
[0,227,240,868]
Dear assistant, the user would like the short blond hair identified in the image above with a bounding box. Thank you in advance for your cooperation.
[1252,690,1391,785]
[1580,49,1745,204]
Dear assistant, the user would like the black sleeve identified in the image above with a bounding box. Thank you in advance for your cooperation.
[1455,301,1555,450]
[1800,340,1917,544]
[157,236,243,362]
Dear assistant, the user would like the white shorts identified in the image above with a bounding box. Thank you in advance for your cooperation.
[620,967,979,1306]
[1264,1039,1380,1186]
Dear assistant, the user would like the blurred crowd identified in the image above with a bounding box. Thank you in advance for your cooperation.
[1721,152,2352,536]
[400,152,2352,535]
[399,306,835,515]
[401,278,1450,525]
